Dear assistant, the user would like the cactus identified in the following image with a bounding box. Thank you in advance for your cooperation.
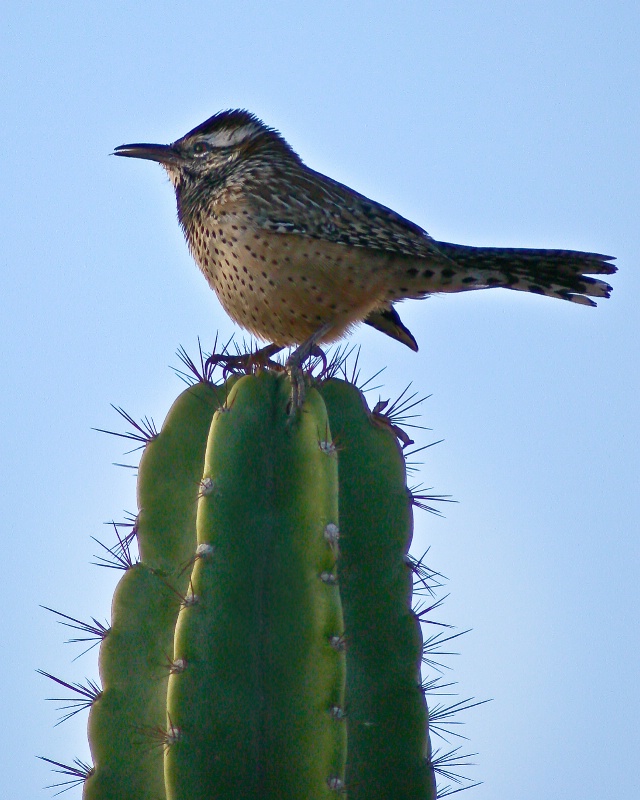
[41,362,474,799]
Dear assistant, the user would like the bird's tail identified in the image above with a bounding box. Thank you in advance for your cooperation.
[427,241,616,306]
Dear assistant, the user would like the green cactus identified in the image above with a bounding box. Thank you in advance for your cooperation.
[42,363,472,799]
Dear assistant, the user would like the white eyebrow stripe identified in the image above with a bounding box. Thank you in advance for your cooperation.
[204,124,261,147]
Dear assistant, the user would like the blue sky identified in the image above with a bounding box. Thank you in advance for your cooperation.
[1,2,638,798]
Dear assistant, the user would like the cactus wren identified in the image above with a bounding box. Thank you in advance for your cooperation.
[114,109,615,388]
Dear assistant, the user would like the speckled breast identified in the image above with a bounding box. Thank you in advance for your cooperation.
[186,211,392,346]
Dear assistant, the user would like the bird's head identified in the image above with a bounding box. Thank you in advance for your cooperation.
[113,109,297,190]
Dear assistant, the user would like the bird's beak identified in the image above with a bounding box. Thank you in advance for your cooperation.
[113,142,180,165]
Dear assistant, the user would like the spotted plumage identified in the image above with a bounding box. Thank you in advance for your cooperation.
[114,109,616,351]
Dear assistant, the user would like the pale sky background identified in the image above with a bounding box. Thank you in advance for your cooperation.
[1,2,638,798]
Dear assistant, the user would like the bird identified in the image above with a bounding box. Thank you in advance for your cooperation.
[114,109,615,399]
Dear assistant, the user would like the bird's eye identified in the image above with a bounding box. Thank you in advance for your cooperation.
[193,141,209,155]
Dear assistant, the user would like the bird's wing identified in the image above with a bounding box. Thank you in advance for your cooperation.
[248,164,442,260]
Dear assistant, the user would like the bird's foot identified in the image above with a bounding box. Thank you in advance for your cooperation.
[205,343,284,379]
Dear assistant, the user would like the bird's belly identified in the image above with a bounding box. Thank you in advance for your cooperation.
[191,222,389,346]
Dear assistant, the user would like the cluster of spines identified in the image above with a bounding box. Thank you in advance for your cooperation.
[39,347,480,799]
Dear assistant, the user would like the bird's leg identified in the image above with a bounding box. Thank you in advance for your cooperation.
[285,323,332,411]
[206,343,284,379]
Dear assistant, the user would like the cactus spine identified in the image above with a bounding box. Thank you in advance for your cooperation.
[51,367,442,799]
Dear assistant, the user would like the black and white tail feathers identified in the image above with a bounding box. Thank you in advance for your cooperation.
[431,241,616,307]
